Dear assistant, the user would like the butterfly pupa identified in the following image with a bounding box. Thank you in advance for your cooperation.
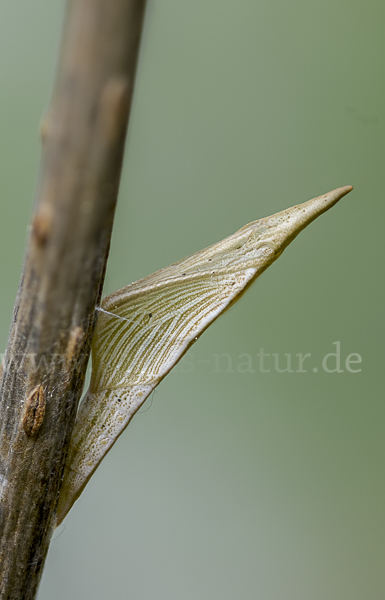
[56,185,352,524]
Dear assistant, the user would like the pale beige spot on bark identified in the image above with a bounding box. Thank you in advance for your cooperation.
[22,385,46,437]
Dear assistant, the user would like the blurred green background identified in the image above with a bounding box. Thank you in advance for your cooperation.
[0,1,384,599]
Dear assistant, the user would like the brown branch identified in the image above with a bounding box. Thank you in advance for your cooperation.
[0,1,146,598]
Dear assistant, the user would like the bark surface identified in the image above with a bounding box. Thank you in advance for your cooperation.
[0,1,146,598]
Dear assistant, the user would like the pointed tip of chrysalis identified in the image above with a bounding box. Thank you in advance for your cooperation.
[326,184,353,204]
[303,184,353,214]
[308,184,353,217]
[256,185,354,258]
[282,184,353,230]
[335,184,353,193]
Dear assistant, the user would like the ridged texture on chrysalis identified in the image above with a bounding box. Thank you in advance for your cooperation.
[57,186,352,524]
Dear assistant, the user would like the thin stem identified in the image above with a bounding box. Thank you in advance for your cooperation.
[0,1,146,598]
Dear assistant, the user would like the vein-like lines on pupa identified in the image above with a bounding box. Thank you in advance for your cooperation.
[93,272,252,390]
[67,385,154,474]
